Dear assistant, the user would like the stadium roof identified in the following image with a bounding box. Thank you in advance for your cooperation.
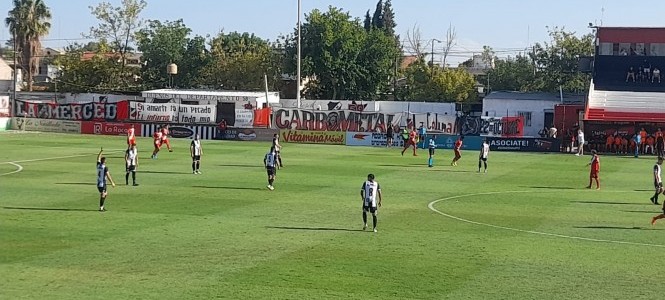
[484,91,585,105]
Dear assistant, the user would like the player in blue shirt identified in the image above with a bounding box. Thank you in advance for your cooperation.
[418,124,427,148]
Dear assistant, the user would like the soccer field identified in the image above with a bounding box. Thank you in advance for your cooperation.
[1,132,663,299]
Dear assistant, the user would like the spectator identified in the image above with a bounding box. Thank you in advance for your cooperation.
[538,127,548,138]
[620,48,628,56]
[549,125,558,139]
[647,135,655,155]
[621,135,629,154]
[614,135,622,154]
[640,128,648,154]
[606,134,615,153]
[626,67,636,82]
[642,60,652,82]
[631,134,639,157]
[653,67,661,83]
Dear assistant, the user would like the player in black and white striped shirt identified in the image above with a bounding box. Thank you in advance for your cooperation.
[264,147,278,190]
[125,144,139,186]
[361,174,383,232]
[190,134,203,174]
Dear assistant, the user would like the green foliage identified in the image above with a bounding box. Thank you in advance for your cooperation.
[54,44,133,93]
[371,0,384,29]
[486,54,535,92]
[5,0,51,91]
[399,60,476,102]
[136,19,191,88]
[201,31,279,91]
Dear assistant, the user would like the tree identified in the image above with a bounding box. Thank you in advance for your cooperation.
[201,31,279,91]
[371,0,383,29]
[87,0,147,86]
[5,0,51,91]
[382,0,396,36]
[406,24,425,60]
[178,35,209,89]
[55,43,125,93]
[136,19,191,88]
[441,24,456,67]
[486,54,534,92]
[363,10,371,31]
[399,60,476,102]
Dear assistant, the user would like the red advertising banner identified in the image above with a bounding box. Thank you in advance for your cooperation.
[81,121,141,136]
[14,100,129,121]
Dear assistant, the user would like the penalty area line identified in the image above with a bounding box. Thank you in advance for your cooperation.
[428,190,665,248]
[0,150,125,177]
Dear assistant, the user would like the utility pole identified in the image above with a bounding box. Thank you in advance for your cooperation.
[296,0,302,108]
[12,25,17,113]
[430,38,441,68]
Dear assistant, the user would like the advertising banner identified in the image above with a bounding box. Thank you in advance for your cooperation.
[273,108,401,132]
[486,137,561,152]
[345,132,404,147]
[234,109,254,128]
[458,116,524,137]
[14,100,127,121]
[11,117,81,133]
[0,117,9,131]
[81,121,141,136]
[431,134,483,151]
[140,124,217,140]
[129,102,216,124]
[408,114,458,134]
[280,129,346,145]
[216,128,279,141]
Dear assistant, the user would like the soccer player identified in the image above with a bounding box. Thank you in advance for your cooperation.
[575,128,585,156]
[418,123,427,148]
[386,125,394,148]
[360,173,382,233]
[656,128,664,157]
[451,136,464,166]
[264,147,278,190]
[650,157,664,205]
[401,128,418,156]
[96,148,116,212]
[125,144,139,186]
[427,137,436,167]
[161,124,173,152]
[127,124,136,147]
[190,134,203,174]
[479,139,490,173]
[151,126,162,159]
[586,150,600,190]
[272,134,283,168]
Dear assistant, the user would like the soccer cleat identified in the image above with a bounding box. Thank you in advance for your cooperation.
[373,228,377,233]
[586,186,591,189]
[484,170,487,173]
[650,197,656,204]
[133,183,139,186]
[652,217,658,226]
[363,224,368,231]
[196,170,201,174]
[267,185,274,191]
[99,207,106,212]
[193,171,196,174]
[169,149,173,152]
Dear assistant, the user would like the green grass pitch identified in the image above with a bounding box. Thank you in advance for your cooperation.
[1,132,664,299]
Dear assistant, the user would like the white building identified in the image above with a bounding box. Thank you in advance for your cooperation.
[483,91,584,137]
[0,58,22,92]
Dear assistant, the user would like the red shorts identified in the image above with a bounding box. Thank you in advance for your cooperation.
[454,149,461,157]
[161,137,169,144]
[590,170,599,178]
[128,137,136,146]
[154,140,162,148]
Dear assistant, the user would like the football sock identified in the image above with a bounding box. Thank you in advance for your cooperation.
[99,196,105,208]
[372,215,377,229]
[125,173,129,185]
[484,161,487,170]
[196,161,200,171]
[192,162,196,172]
[131,171,136,184]
[268,178,274,186]
[478,160,481,171]
[428,157,433,166]
[362,212,367,224]
[654,192,660,202]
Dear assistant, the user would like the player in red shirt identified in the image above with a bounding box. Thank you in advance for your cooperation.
[586,150,600,190]
[161,124,173,152]
[451,136,464,166]
[127,124,136,147]
[400,129,418,156]
[151,126,163,159]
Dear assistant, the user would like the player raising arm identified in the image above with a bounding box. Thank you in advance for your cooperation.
[97,148,116,212]
[361,173,383,233]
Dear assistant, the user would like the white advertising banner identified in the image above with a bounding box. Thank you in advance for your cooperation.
[0,96,9,117]
[345,132,404,147]
[130,102,216,124]
[234,109,254,128]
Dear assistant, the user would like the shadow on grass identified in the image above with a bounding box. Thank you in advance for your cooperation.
[376,163,425,167]
[634,189,654,192]
[525,186,576,190]
[571,200,650,205]
[55,182,95,186]
[140,170,191,174]
[622,210,660,214]
[266,226,364,232]
[427,169,476,173]
[3,206,95,212]
[573,225,660,230]
[193,185,265,191]
[217,164,263,168]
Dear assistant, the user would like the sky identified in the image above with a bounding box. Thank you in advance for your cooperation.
[2,0,665,65]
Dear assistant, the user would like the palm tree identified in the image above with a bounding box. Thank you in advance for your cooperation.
[5,0,51,91]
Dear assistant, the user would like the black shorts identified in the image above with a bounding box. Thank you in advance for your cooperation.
[126,165,136,172]
[656,181,663,189]
[479,157,487,162]
[192,155,201,161]
[363,204,377,214]
[267,167,276,176]
[429,148,435,156]
[97,184,107,193]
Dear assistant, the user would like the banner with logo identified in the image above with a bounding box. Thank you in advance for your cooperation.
[345,132,404,147]
[14,100,128,121]
[140,124,217,140]
[486,137,561,152]
[273,108,401,132]
[407,114,458,134]
[11,117,81,133]
[234,109,254,128]
[216,128,278,141]
[431,134,483,150]
[280,130,346,145]
[458,116,524,137]
[129,102,216,124]
[81,121,141,136]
